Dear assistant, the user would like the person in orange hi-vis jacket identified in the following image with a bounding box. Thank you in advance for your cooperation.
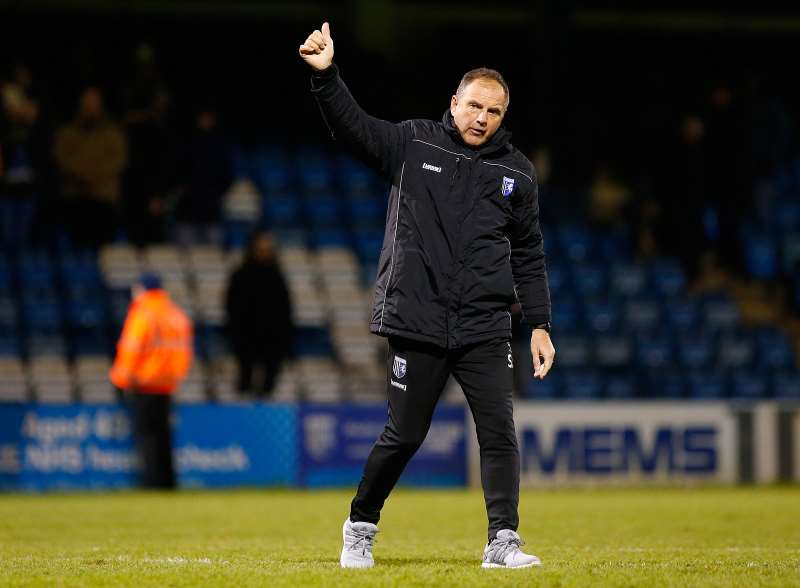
[110,272,193,489]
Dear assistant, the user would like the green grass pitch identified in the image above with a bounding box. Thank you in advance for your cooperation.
[1,487,799,587]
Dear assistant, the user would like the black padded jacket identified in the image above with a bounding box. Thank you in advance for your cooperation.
[311,64,551,349]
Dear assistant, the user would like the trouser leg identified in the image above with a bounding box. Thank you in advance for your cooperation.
[133,392,175,489]
[452,339,519,541]
[152,394,176,488]
[349,337,450,524]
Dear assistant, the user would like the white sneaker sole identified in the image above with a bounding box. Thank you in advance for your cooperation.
[340,519,374,569]
[481,561,541,569]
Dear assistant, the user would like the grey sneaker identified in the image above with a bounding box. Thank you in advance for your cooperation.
[340,518,379,568]
[482,529,541,569]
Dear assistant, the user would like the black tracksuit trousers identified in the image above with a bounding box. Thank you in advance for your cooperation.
[350,336,519,541]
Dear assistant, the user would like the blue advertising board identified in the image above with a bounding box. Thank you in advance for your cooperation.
[0,405,138,491]
[0,402,467,491]
[299,404,467,487]
[174,404,296,488]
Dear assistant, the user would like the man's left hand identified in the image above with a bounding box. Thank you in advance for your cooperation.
[531,329,555,379]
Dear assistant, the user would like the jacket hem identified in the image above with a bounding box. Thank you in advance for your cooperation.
[369,324,512,349]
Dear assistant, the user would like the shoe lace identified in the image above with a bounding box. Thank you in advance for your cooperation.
[487,534,524,562]
[348,528,378,556]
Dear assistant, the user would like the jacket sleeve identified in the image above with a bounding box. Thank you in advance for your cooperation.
[508,170,552,329]
[311,63,412,180]
[109,306,151,389]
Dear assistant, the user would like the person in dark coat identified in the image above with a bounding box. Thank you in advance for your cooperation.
[122,88,176,247]
[225,230,293,396]
[174,107,234,246]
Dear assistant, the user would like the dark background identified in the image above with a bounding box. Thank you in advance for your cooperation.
[1,0,797,184]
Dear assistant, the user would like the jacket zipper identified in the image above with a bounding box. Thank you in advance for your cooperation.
[450,156,461,188]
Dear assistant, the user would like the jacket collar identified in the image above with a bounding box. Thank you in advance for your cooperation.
[442,110,511,157]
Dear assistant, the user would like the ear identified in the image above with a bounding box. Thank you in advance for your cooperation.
[450,94,458,116]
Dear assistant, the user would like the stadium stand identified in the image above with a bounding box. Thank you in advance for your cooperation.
[0,149,798,404]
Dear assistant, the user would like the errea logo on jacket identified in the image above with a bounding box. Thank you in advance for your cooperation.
[422,162,442,173]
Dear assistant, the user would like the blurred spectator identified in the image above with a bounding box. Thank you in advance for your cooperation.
[656,115,710,281]
[704,81,748,275]
[0,64,44,248]
[588,164,632,231]
[122,87,177,246]
[174,106,234,246]
[110,273,193,489]
[225,230,293,396]
[53,86,127,249]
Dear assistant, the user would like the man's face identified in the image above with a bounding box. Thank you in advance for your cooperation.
[450,79,507,147]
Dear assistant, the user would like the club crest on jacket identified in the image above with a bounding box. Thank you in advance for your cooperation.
[501,176,515,197]
[393,356,407,379]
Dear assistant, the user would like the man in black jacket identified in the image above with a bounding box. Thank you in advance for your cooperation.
[300,22,555,570]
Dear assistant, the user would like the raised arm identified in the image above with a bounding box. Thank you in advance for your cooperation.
[299,22,411,179]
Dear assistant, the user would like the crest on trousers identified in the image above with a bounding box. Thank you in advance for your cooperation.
[501,176,515,197]
[392,356,407,379]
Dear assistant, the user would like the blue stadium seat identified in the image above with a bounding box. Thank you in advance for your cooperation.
[224,220,256,249]
[623,298,662,332]
[273,228,308,247]
[252,148,290,192]
[716,334,755,369]
[562,370,602,399]
[311,228,349,249]
[593,335,632,368]
[0,297,18,333]
[22,300,62,334]
[742,230,779,281]
[338,156,380,197]
[769,198,800,233]
[65,300,109,330]
[0,258,13,292]
[555,335,592,368]
[295,148,334,192]
[573,264,608,300]
[635,334,674,370]
[293,327,333,356]
[60,254,103,290]
[702,296,739,332]
[605,375,637,399]
[557,226,594,264]
[677,332,714,369]
[773,372,800,399]
[304,195,343,227]
[71,332,111,356]
[27,334,67,357]
[688,371,726,399]
[264,195,302,227]
[610,264,647,298]
[639,369,685,398]
[663,298,700,332]
[544,263,570,300]
[17,255,55,290]
[353,229,384,263]
[756,328,796,370]
[649,260,687,299]
[782,233,800,273]
[729,371,768,399]
[595,231,630,264]
[584,300,621,333]
[551,299,582,333]
[347,195,386,229]
[0,335,21,357]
